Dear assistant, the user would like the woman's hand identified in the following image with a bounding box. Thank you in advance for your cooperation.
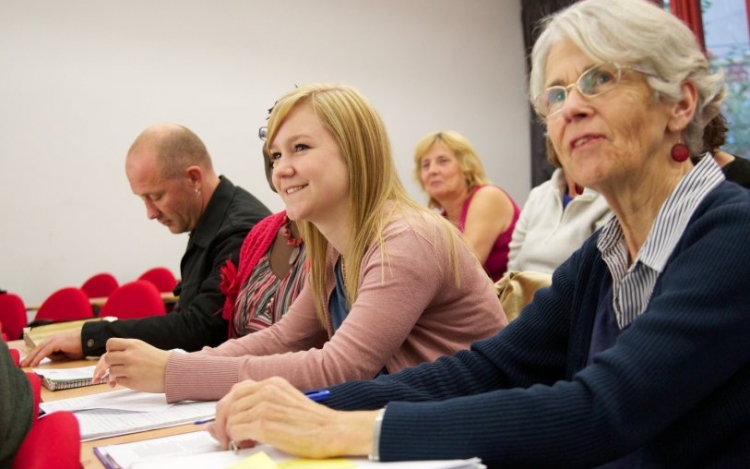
[208,377,378,459]
[92,338,169,393]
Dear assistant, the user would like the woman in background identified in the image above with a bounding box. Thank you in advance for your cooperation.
[702,112,750,188]
[507,137,610,273]
[94,84,507,403]
[414,130,519,281]
[220,146,307,339]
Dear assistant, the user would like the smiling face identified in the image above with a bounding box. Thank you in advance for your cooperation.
[544,38,672,195]
[126,149,202,234]
[419,140,468,204]
[269,104,350,227]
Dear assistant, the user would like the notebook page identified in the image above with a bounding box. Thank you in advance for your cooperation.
[76,400,216,441]
[96,432,484,469]
[33,365,97,381]
[40,388,173,413]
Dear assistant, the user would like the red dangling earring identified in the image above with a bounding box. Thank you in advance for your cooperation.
[670,126,689,162]
[574,184,584,195]
[671,142,690,162]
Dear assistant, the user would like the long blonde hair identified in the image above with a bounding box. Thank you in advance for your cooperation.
[265,83,461,322]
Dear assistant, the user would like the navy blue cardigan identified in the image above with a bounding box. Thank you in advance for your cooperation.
[325,182,750,468]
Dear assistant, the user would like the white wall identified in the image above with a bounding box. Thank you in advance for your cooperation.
[0,0,531,307]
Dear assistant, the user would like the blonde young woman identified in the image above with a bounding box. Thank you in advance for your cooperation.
[414,131,520,281]
[92,84,507,402]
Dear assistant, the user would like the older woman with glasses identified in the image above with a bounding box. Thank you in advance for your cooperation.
[205,0,750,466]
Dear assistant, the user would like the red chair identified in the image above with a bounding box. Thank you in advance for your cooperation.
[100,280,166,320]
[34,287,93,323]
[12,373,80,469]
[8,348,20,366]
[0,293,28,341]
[80,272,119,299]
[26,372,41,418]
[138,267,177,293]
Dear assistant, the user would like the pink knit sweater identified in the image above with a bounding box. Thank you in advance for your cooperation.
[165,210,508,402]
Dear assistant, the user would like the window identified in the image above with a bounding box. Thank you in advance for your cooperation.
[667,0,750,158]
[704,0,750,157]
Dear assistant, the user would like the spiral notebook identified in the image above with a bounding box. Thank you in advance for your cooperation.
[33,365,108,391]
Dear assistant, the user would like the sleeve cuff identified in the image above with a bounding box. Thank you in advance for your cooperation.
[368,407,387,462]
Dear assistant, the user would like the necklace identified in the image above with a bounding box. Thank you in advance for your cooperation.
[282,216,303,265]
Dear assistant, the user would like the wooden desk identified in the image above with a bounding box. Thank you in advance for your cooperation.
[8,340,203,469]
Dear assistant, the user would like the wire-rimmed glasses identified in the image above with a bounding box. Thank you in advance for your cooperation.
[534,62,656,119]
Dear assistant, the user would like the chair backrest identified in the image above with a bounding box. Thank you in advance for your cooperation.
[138,267,177,293]
[100,280,167,320]
[25,372,41,419]
[494,270,552,322]
[12,383,80,469]
[34,287,93,323]
[0,293,28,341]
[8,348,20,366]
[80,272,119,299]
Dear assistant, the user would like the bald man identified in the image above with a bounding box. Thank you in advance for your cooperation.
[23,124,270,365]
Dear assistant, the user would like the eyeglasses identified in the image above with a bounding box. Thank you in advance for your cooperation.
[258,126,268,141]
[534,62,655,119]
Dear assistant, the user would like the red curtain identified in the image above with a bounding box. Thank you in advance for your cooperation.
[669,0,706,51]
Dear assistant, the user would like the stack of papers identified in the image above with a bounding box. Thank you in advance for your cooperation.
[39,389,215,441]
[94,431,485,469]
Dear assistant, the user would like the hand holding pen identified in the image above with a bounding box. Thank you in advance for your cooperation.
[91,338,170,393]
[207,377,337,456]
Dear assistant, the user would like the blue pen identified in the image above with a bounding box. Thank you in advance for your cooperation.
[195,390,331,424]
[304,389,331,402]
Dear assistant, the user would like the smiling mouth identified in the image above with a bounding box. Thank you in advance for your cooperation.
[285,184,308,195]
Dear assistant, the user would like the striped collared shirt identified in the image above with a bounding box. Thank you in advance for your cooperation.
[597,156,725,329]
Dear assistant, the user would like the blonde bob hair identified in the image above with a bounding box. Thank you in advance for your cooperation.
[264,83,460,321]
[530,0,725,158]
[413,131,491,209]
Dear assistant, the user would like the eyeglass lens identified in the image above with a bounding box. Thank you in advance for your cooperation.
[539,63,622,117]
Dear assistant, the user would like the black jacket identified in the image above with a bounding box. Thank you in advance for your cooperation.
[81,176,270,355]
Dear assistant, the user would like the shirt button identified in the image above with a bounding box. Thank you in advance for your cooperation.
[87,339,95,348]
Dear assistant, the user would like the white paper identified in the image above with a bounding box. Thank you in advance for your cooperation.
[75,400,216,441]
[33,365,97,381]
[40,388,174,413]
[97,431,226,469]
[96,431,485,469]
[37,389,217,441]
